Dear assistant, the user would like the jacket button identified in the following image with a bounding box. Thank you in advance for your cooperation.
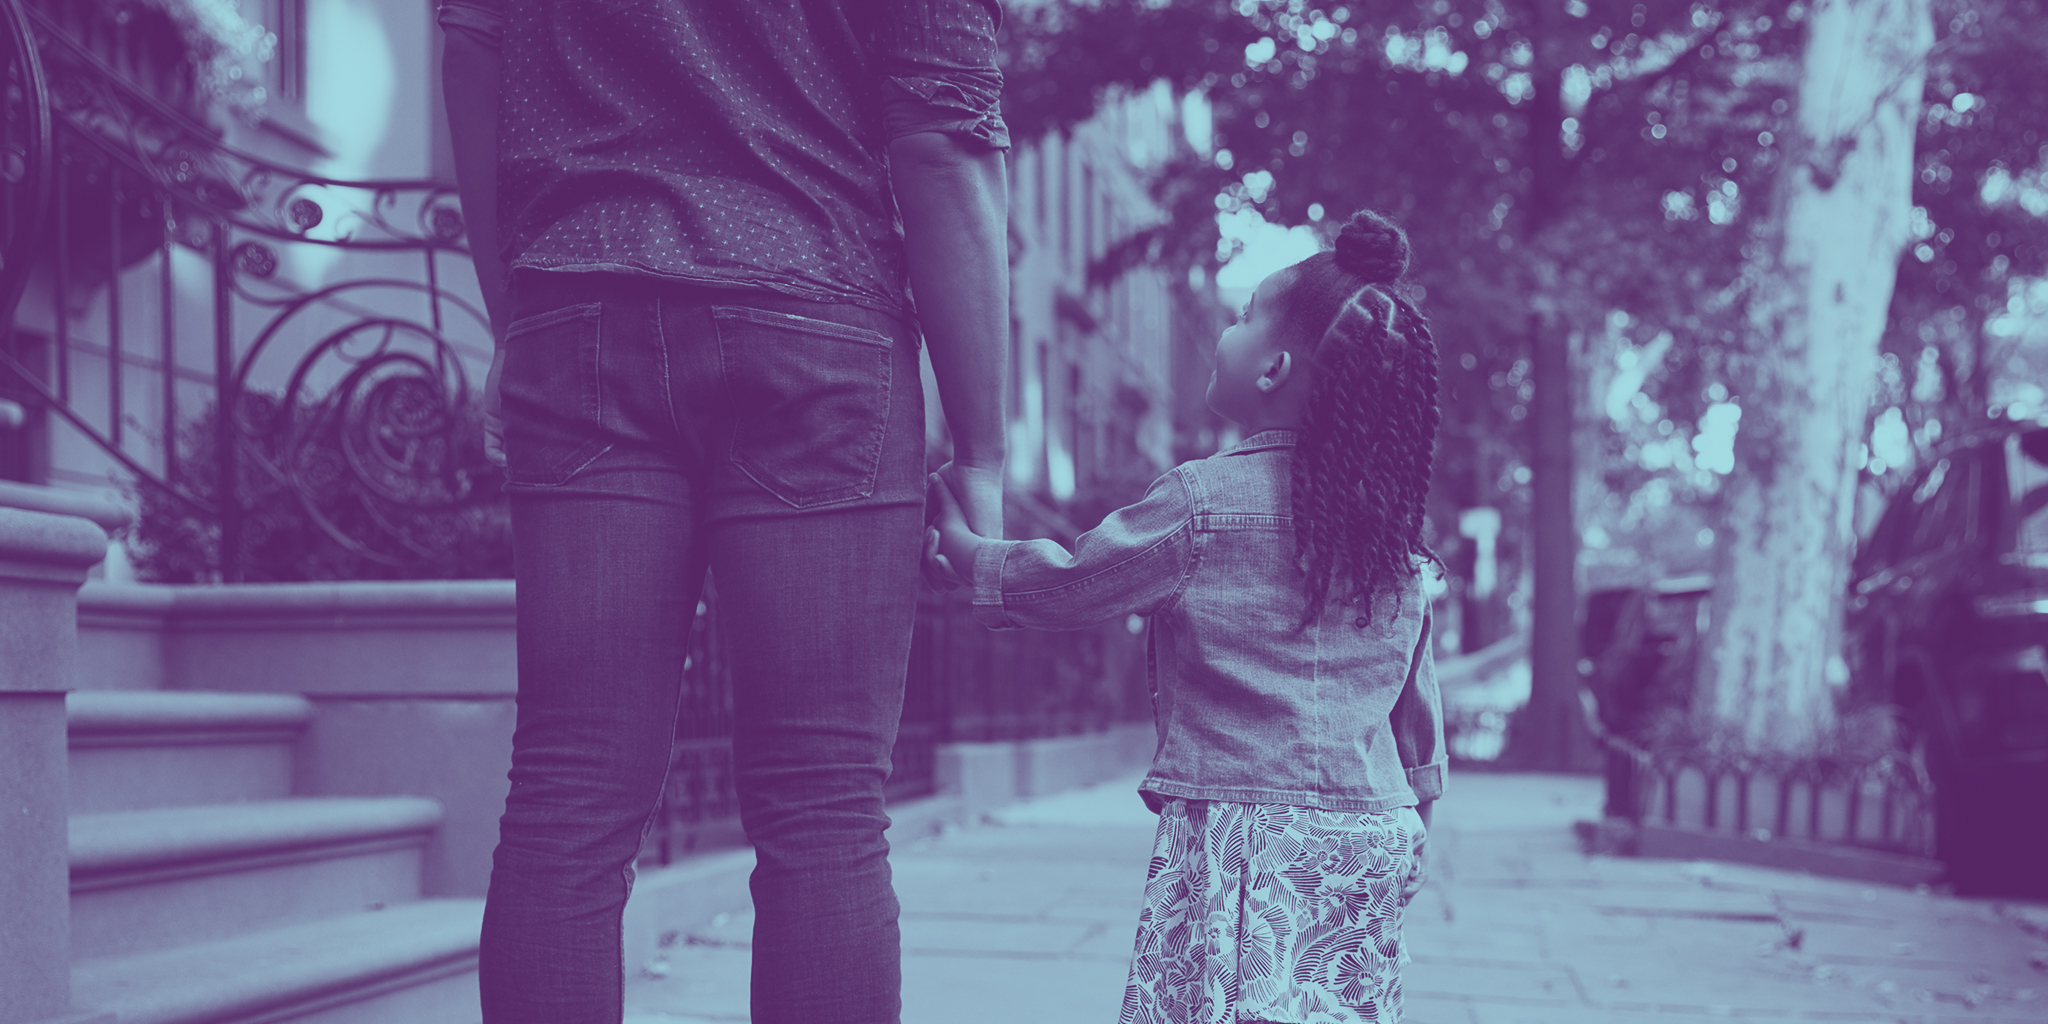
[1354,616,1368,628]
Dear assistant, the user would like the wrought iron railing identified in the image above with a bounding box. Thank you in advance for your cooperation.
[638,509,1154,867]
[1,0,1151,866]
[1,0,493,580]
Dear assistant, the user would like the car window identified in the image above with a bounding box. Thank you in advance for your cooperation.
[1856,484,1913,573]
[1904,456,1973,558]
[2001,430,2048,565]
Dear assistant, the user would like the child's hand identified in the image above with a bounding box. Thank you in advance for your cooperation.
[923,476,966,591]
[925,472,983,587]
[929,470,970,535]
[1399,804,1429,905]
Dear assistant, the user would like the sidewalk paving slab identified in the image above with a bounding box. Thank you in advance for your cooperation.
[624,772,2048,1024]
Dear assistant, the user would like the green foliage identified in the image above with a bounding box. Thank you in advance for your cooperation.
[1874,0,2048,483]
[1003,0,2048,588]
[129,391,513,582]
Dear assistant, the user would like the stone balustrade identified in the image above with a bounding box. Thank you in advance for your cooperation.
[0,507,113,1024]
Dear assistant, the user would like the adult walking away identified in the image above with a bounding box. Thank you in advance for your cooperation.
[436,2,1010,1022]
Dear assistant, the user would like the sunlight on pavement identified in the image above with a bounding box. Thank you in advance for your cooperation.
[985,773,1154,827]
[626,773,2048,1023]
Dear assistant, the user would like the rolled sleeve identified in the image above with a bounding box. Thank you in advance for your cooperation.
[970,468,1195,631]
[970,540,1022,630]
[437,0,505,49]
[872,0,1011,150]
[1391,604,1449,802]
[1405,761,1447,802]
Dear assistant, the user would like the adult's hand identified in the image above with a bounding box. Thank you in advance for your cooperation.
[482,344,507,469]
[922,460,1001,591]
[889,131,1008,531]
[934,460,1003,539]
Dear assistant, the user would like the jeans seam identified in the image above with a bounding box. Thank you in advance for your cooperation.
[618,611,694,1003]
[592,302,605,434]
[655,292,684,441]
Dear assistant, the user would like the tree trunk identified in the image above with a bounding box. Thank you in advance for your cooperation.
[1506,4,1593,770]
[1521,301,1594,768]
[1701,0,1933,753]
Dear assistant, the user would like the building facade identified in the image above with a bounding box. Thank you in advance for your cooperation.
[3,0,1228,572]
[1001,81,1229,528]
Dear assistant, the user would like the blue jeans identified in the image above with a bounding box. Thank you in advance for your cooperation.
[479,271,926,1024]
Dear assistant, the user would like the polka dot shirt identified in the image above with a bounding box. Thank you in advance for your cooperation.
[436,0,1011,318]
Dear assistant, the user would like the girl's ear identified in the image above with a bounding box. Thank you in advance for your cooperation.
[1257,351,1294,392]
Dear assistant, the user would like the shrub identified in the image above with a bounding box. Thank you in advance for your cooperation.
[129,389,512,582]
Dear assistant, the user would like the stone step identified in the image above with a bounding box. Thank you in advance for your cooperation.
[69,797,442,961]
[71,899,483,1024]
[68,691,313,813]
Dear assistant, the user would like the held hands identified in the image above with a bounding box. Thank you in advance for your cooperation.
[923,461,1000,590]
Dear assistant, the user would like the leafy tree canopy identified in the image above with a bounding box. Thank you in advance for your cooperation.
[1002,0,2048,586]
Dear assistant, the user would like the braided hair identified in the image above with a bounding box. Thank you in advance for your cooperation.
[1274,209,1442,630]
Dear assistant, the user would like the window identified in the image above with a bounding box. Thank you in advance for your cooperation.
[1905,456,1973,558]
[272,0,307,104]
[0,334,50,484]
[1032,146,1045,235]
[1081,165,1095,263]
[2001,430,2048,565]
[1010,314,1024,418]
[1069,361,1084,485]
[1057,144,1071,263]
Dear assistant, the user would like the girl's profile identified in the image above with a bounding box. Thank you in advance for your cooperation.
[929,208,1448,1024]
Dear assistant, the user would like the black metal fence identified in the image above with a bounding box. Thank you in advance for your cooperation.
[0,1,1152,866]
[1,0,495,581]
[1583,693,1938,858]
[638,528,1154,866]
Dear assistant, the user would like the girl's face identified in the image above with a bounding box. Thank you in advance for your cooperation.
[1206,271,1303,427]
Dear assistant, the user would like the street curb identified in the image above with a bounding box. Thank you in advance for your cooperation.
[1579,817,1945,887]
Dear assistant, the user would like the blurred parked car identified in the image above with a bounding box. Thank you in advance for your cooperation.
[1846,418,2048,896]
[1578,417,2048,894]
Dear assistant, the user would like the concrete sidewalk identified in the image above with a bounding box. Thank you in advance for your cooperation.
[624,772,2048,1024]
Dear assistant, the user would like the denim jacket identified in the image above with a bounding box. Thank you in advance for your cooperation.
[973,430,1448,813]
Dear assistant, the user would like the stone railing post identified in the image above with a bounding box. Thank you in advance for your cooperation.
[0,507,112,1024]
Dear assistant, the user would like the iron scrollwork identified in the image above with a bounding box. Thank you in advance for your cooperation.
[3,0,502,579]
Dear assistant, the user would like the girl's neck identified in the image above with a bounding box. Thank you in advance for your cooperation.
[1233,412,1307,436]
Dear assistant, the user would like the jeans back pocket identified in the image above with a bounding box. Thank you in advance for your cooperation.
[501,301,611,487]
[712,305,893,509]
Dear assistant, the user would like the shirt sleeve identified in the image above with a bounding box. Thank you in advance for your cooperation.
[437,0,504,50]
[868,0,1011,150]
[972,468,1196,631]
[1391,601,1449,802]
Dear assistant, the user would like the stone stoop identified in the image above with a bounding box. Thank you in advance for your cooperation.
[69,901,484,1024]
[67,692,311,813]
[64,691,484,1024]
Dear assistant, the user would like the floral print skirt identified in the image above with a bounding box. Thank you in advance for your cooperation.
[1119,799,1419,1024]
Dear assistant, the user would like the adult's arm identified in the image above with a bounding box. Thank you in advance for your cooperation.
[871,0,1010,539]
[437,0,509,462]
[439,6,506,335]
[889,132,1008,495]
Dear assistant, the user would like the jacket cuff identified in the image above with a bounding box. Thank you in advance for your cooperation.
[1405,761,1447,803]
[970,540,1019,629]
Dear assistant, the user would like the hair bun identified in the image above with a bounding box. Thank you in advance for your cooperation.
[1333,209,1410,284]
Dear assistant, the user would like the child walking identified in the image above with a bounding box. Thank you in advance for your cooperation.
[929,209,1447,1024]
